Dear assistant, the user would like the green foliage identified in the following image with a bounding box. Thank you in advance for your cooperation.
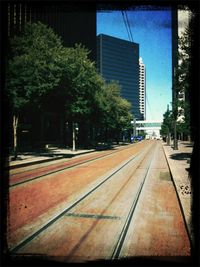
[94,81,132,138]
[174,26,191,137]
[162,27,192,140]
[6,22,64,112]
[6,21,135,147]
[60,44,104,122]
[177,101,191,137]
[160,108,173,136]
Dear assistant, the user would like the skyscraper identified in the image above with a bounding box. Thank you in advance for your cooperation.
[3,2,97,148]
[139,57,146,120]
[4,2,96,61]
[97,34,142,119]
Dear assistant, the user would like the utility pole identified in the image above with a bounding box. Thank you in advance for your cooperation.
[72,122,76,151]
[131,118,136,142]
[173,82,178,150]
[134,118,136,136]
[172,8,178,150]
[166,104,171,146]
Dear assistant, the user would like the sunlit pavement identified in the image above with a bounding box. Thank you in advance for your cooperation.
[6,140,193,264]
[162,141,193,246]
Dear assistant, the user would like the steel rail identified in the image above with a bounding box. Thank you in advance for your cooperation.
[111,143,157,260]
[10,143,154,254]
[10,144,142,188]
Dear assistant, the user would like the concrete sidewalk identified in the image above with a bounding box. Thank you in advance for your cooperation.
[7,147,95,169]
[7,143,130,169]
[162,141,193,246]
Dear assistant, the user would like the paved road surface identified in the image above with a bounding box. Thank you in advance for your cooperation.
[7,140,191,263]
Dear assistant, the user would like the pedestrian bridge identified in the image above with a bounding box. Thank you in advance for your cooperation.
[135,120,162,139]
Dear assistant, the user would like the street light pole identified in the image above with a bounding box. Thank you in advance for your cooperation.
[172,8,178,150]
[173,69,178,150]
[131,118,136,142]
[134,118,136,136]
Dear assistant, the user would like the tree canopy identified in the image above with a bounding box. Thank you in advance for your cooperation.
[6,22,64,112]
[160,107,173,137]
[60,44,104,123]
[175,26,191,139]
[6,22,135,152]
[162,26,192,141]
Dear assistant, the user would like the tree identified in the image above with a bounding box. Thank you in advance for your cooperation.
[6,22,64,158]
[94,81,132,143]
[60,44,105,150]
[6,22,135,153]
[161,107,173,145]
[175,26,192,140]
[59,50,133,148]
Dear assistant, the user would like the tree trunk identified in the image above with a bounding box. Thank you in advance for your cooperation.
[167,130,170,146]
[13,114,19,160]
[72,122,76,151]
[181,132,183,141]
[173,119,178,150]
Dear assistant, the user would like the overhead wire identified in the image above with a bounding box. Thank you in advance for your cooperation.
[146,91,155,120]
[121,11,131,42]
[122,10,155,122]
[124,11,134,42]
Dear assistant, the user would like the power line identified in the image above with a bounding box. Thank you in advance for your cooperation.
[121,11,131,42]
[146,91,155,120]
[124,11,134,42]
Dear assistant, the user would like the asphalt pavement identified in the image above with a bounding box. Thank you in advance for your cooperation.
[7,140,194,244]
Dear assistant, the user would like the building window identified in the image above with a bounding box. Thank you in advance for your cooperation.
[14,4,16,25]
[8,4,10,36]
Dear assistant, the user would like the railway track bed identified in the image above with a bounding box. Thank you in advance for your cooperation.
[7,141,191,263]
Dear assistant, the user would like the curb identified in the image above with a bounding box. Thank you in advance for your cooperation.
[7,150,96,170]
[162,143,193,250]
[7,156,64,170]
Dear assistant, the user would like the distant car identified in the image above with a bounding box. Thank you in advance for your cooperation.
[136,136,142,141]
[131,136,142,142]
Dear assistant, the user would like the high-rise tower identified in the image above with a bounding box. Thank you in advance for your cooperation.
[139,57,146,120]
[97,34,142,119]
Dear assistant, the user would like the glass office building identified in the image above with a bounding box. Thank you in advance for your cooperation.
[97,34,142,119]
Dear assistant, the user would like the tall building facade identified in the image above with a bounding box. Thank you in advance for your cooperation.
[4,2,96,61]
[139,57,146,120]
[97,34,142,119]
[3,2,97,148]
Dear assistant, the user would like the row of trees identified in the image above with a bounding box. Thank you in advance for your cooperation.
[5,22,133,156]
[161,26,191,143]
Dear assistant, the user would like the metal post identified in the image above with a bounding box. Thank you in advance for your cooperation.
[172,9,178,150]
[173,69,178,150]
[134,118,136,136]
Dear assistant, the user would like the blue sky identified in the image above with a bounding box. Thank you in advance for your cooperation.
[97,9,172,121]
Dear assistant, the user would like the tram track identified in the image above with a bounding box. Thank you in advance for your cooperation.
[9,143,143,187]
[10,142,155,255]
[111,143,157,260]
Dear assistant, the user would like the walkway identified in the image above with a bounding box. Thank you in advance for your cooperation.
[7,140,194,245]
[162,141,193,246]
[7,147,95,169]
